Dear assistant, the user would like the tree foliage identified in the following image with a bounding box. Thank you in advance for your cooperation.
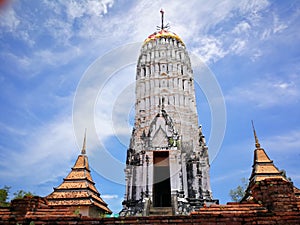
[13,190,34,200]
[0,186,11,207]
[280,169,292,182]
[0,186,34,207]
[229,178,248,202]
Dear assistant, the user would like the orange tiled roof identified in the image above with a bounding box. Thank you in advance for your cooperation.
[65,170,94,181]
[72,154,89,170]
[54,181,98,193]
[47,153,111,214]
[249,148,286,184]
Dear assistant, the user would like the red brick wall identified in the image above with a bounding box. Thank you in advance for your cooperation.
[251,178,299,212]
[1,179,300,225]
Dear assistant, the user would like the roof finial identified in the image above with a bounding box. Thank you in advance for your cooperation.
[160,9,164,30]
[81,129,87,155]
[251,120,261,149]
[157,9,169,30]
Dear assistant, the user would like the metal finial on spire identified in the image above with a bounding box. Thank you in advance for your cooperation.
[81,129,87,155]
[156,9,170,30]
[160,9,164,30]
[251,120,261,149]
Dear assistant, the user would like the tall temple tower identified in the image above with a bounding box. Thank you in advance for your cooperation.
[121,10,218,216]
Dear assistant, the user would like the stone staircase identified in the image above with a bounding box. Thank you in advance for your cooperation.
[149,207,173,216]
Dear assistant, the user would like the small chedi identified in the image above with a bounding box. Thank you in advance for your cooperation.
[240,123,300,210]
[46,132,112,217]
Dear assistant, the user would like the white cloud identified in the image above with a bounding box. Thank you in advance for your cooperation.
[260,129,300,187]
[229,39,247,54]
[0,122,28,136]
[192,36,227,63]
[273,14,288,34]
[74,65,136,149]
[233,21,251,35]
[47,0,114,41]
[0,5,20,32]
[1,0,300,206]
[263,129,300,154]
[260,13,288,40]
[260,28,272,40]
[0,44,83,78]
[238,0,270,26]
[250,49,263,61]
[65,1,86,20]
[46,0,114,20]
[226,76,300,108]
[2,52,31,69]
[44,17,73,44]
[211,169,249,183]
[102,194,118,200]
[0,0,277,69]
[0,114,77,187]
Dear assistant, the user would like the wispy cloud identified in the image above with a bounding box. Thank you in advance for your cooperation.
[0,114,77,187]
[0,4,20,32]
[102,194,118,200]
[226,75,300,108]
[233,21,251,35]
[263,129,300,154]
[0,0,299,211]
[211,169,249,183]
[192,36,227,63]
[0,122,28,136]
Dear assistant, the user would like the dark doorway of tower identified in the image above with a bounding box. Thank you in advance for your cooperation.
[153,151,171,207]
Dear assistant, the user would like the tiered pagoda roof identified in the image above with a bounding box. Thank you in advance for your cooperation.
[242,122,288,202]
[47,133,112,215]
[248,122,287,185]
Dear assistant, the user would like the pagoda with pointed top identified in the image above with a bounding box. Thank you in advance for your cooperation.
[242,122,300,203]
[47,132,112,217]
[248,121,287,185]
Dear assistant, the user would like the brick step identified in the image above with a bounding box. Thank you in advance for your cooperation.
[149,207,173,216]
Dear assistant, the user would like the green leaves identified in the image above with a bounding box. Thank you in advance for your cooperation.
[0,185,11,207]
[229,178,248,202]
[13,190,34,200]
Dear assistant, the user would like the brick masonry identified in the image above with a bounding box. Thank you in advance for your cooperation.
[1,178,299,224]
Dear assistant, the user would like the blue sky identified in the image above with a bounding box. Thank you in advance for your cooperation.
[0,0,299,213]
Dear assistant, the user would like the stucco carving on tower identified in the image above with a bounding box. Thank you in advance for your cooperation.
[121,11,218,216]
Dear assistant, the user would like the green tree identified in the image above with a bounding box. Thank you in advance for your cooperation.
[229,178,248,202]
[13,190,34,200]
[0,186,11,207]
[280,169,292,182]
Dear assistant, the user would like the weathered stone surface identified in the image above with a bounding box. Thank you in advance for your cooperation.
[122,27,216,216]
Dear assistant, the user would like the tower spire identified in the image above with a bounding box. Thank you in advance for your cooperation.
[81,129,87,155]
[251,120,261,149]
